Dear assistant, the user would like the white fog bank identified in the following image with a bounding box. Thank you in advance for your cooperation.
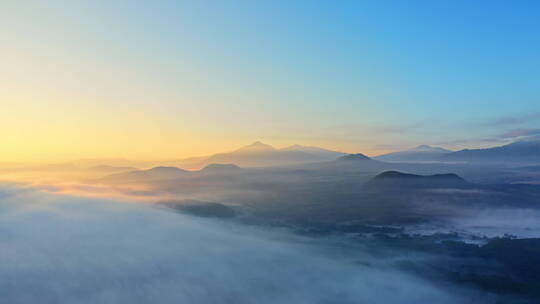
[0,185,484,304]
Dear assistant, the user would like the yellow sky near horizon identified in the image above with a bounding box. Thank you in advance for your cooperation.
[0,37,378,163]
[1,95,380,164]
[3,1,530,163]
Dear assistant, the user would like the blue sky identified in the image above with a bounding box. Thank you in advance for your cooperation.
[1,1,539,161]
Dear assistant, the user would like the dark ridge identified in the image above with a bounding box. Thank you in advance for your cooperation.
[375,171,463,180]
[337,153,371,161]
[365,171,469,190]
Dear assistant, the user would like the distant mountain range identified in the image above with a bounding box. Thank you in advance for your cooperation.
[199,163,242,174]
[8,139,539,179]
[68,139,540,172]
[102,166,191,183]
[280,144,346,159]
[102,151,383,183]
[374,145,452,162]
[375,140,540,164]
[441,140,540,163]
[174,142,346,169]
[101,163,248,183]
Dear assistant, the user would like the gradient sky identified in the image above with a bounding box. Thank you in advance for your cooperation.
[1,0,540,162]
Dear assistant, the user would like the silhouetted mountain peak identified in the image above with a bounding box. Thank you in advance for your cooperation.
[375,171,415,179]
[236,141,276,152]
[147,166,188,173]
[337,153,371,161]
[200,163,242,173]
[411,145,451,153]
[250,141,268,147]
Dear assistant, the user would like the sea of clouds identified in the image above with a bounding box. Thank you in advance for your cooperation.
[0,184,489,304]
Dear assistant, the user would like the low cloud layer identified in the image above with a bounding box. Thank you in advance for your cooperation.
[0,184,485,304]
[484,112,540,127]
[449,208,540,238]
[498,128,540,139]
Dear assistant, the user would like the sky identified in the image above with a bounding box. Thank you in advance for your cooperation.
[1,0,539,162]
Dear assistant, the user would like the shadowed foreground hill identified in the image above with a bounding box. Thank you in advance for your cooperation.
[337,153,371,161]
[365,171,470,190]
